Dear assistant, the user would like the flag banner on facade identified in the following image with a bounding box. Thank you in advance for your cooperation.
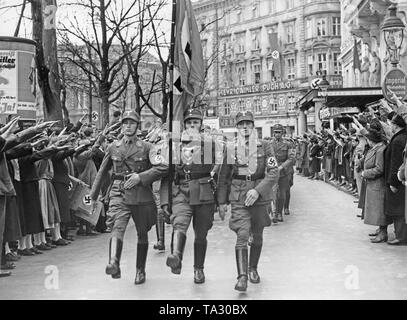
[353,38,361,71]
[268,32,283,79]
[172,0,205,124]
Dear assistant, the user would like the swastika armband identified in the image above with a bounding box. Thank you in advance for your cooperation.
[266,156,278,168]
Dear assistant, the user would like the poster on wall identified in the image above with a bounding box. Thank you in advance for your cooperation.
[0,50,18,114]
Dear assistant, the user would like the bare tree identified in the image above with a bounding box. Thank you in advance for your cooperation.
[115,0,168,122]
[58,0,143,126]
[31,0,63,123]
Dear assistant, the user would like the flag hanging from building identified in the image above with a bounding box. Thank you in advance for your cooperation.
[172,0,205,124]
[268,32,283,80]
[353,38,361,71]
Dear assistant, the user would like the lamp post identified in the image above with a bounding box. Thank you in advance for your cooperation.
[318,71,330,104]
[382,4,405,68]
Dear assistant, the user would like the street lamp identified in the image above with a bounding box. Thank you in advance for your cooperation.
[318,72,330,104]
[382,3,405,67]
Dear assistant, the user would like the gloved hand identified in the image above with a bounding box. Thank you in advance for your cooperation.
[161,205,171,224]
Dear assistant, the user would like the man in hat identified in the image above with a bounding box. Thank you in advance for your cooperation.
[160,108,223,284]
[90,110,168,285]
[217,111,279,291]
[270,124,295,223]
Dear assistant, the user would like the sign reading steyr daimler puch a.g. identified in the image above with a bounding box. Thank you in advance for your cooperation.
[382,68,407,104]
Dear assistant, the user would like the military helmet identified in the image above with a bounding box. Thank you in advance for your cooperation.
[235,111,254,125]
[184,108,203,122]
[121,110,140,123]
[273,124,285,133]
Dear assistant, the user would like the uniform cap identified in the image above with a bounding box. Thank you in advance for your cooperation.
[121,110,140,123]
[184,108,203,122]
[273,124,284,133]
[235,111,254,125]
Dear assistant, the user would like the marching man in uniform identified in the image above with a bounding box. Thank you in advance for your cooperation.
[90,111,168,285]
[271,124,295,223]
[160,108,223,284]
[218,111,279,292]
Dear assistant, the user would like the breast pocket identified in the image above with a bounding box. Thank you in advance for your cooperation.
[111,155,123,172]
[199,179,214,202]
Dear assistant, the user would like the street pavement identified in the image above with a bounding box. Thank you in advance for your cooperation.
[2,174,407,300]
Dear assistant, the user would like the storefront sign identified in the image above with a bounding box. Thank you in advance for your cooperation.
[219,81,295,97]
[0,38,36,120]
[382,68,407,104]
[329,107,359,118]
[219,116,236,128]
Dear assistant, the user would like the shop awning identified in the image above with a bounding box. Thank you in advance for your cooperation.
[297,87,384,110]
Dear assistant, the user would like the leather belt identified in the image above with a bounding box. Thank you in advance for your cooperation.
[233,174,264,181]
[176,173,211,184]
[112,173,131,181]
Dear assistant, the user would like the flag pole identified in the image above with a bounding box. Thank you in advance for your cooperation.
[168,0,177,215]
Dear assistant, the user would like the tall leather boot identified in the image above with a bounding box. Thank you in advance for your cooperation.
[105,237,122,279]
[234,247,248,292]
[153,213,165,251]
[272,211,278,224]
[166,231,186,274]
[193,241,207,284]
[134,243,148,285]
[249,244,262,284]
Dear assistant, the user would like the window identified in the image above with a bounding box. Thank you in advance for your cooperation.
[236,63,246,86]
[306,19,312,39]
[236,32,245,53]
[308,55,313,76]
[223,102,231,116]
[251,30,260,50]
[254,99,262,114]
[269,0,276,13]
[236,8,242,23]
[270,96,278,113]
[256,127,263,139]
[317,53,327,74]
[317,18,327,36]
[285,22,295,43]
[252,2,258,19]
[202,40,208,60]
[333,52,342,75]
[238,99,245,112]
[286,0,294,9]
[332,17,341,36]
[288,95,296,111]
[287,57,296,80]
[253,63,261,84]
[221,65,229,87]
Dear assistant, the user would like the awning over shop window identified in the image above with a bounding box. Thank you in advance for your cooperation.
[297,87,384,110]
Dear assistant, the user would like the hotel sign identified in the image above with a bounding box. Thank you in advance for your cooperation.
[220,81,295,97]
[382,68,407,104]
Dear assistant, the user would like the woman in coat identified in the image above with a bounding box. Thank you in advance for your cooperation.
[361,128,389,243]
[383,115,407,245]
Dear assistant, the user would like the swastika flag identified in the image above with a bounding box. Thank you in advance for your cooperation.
[172,0,205,124]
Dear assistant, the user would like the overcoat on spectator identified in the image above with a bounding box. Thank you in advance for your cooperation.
[384,128,407,216]
[363,142,387,226]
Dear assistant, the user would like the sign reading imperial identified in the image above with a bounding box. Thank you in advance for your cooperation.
[220,81,295,97]
[382,68,407,104]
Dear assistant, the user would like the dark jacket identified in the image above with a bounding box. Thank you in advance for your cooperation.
[384,128,407,216]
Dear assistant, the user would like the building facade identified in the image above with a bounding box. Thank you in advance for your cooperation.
[193,0,341,136]
[297,0,407,133]
[58,46,162,131]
